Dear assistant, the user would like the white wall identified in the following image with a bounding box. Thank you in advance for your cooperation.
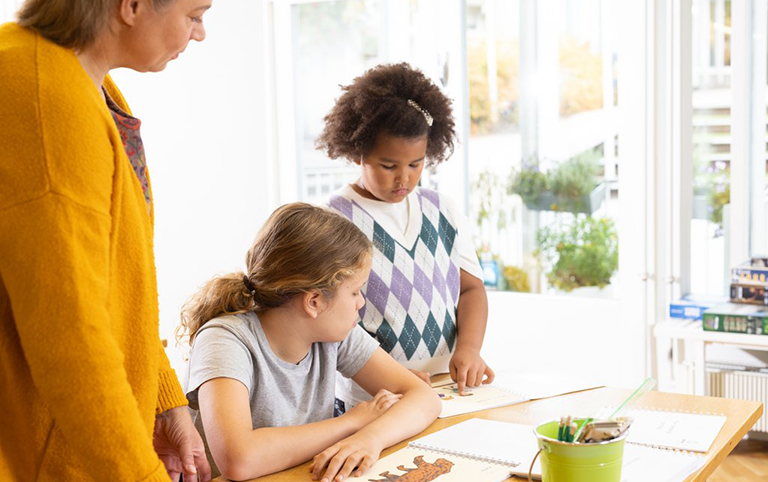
[482,292,636,389]
[110,0,271,372]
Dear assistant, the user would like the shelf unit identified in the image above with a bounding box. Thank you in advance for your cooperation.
[654,319,768,396]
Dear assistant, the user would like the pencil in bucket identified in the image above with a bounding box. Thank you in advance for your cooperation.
[528,418,627,482]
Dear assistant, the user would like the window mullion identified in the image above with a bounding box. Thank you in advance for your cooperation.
[729,0,752,265]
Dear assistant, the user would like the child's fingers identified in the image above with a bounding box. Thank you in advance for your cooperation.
[373,388,394,399]
[466,367,480,388]
[311,446,339,481]
[455,368,467,395]
[335,452,364,481]
[410,369,430,384]
[321,449,353,482]
[354,454,376,477]
[380,394,402,411]
[483,365,496,384]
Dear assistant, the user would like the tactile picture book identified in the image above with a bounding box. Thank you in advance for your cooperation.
[346,419,536,482]
[432,374,603,418]
[434,383,529,418]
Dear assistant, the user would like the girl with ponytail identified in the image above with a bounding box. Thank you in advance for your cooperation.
[179,203,440,482]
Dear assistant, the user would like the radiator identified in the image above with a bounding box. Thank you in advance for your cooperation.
[707,368,768,433]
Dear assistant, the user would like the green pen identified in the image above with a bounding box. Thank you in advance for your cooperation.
[557,417,564,441]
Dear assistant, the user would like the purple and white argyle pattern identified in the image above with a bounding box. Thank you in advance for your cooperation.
[329,189,461,365]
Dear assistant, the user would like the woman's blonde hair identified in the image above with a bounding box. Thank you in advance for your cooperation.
[178,203,372,345]
[17,0,176,50]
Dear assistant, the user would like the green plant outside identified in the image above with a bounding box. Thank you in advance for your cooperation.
[549,152,599,199]
[508,147,602,210]
[508,165,549,205]
[502,265,531,292]
[536,217,618,292]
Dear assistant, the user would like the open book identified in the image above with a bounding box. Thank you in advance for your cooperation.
[432,375,603,418]
[346,419,532,482]
[350,409,723,482]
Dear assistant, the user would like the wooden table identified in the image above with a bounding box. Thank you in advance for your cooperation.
[223,387,763,482]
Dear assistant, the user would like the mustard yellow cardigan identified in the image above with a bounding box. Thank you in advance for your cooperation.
[0,23,187,481]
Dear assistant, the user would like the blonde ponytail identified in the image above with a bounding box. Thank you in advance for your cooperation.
[177,203,372,346]
[177,272,255,347]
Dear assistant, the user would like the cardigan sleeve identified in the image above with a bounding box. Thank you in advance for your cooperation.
[0,195,171,482]
[157,340,189,414]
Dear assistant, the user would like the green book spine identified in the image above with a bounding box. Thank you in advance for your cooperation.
[702,311,767,335]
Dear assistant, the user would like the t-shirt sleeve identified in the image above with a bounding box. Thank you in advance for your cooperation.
[336,325,379,378]
[185,325,254,410]
[441,193,483,280]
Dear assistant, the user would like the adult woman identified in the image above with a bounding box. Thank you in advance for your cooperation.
[0,1,214,481]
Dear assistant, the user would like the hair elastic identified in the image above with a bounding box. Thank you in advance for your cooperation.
[243,275,257,297]
[407,99,434,127]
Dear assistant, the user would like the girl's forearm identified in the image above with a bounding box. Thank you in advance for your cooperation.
[354,385,440,450]
[222,415,360,480]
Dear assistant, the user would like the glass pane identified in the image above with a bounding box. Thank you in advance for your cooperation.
[291,0,386,204]
[749,0,768,261]
[691,0,731,295]
[467,0,620,297]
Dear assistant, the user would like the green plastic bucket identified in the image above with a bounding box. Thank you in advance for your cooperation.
[529,419,626,482]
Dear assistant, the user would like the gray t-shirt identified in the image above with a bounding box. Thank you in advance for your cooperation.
[184,311,379,476]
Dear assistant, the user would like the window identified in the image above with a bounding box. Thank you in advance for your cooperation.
[690,0,731,295]
[689,0,768,295]
[467,0,621,297]
[748,0,768,259]
[271,0,464,205]
[275,0,387,204]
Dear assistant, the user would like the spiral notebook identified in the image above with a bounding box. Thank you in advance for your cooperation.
[615,407,726,453]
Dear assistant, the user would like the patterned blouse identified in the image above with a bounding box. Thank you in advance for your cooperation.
[104,91,152,215]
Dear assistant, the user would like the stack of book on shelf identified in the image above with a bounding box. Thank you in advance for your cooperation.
[669,294,726,321]
[702,257,768,335]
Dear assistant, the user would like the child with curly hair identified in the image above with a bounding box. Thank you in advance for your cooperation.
[180,203,440,482]
[317,63,495,415]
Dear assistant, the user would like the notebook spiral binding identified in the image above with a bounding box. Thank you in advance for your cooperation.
[405,443,523,468]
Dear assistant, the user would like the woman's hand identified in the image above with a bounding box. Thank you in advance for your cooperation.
[343,389,402,429]
[449,347,495,395]
[153,406,212,482]
[308,432,383,482]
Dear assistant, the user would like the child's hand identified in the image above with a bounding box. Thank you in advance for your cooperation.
[409,369,431,384]
[345,389,402,429]
[309,432,382,482]
[449,347,495,395]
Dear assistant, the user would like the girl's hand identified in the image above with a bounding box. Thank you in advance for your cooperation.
[409,368,431,384]
[449,347,495,395]
[309,432,382,482]
[344,389,402,429]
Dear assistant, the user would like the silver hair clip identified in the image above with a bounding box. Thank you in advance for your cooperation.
[407,99,434,127]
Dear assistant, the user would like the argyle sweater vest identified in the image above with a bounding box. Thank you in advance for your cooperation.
[329,188,461,369]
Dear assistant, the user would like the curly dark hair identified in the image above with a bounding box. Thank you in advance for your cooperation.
[316,63,456,167]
